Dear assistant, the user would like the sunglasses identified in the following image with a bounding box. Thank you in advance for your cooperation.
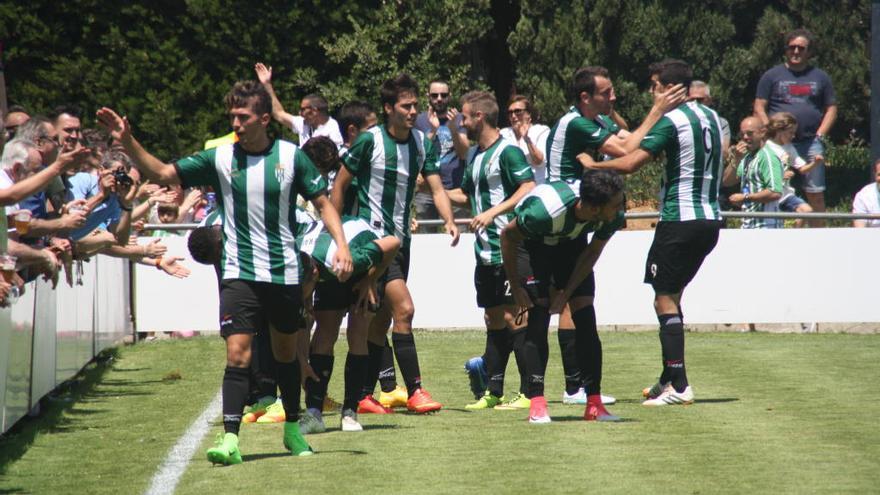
[429,92,449,99]
[787,44,808,53]
[508,108,526,116]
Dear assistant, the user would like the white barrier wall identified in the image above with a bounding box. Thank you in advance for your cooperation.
[0,255,130,434]
[135,228,880,332]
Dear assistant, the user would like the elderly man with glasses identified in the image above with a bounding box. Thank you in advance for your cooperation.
[754,28,836,227]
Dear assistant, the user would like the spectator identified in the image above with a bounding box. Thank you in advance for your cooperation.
[254,62,344,147]
[0,138,87,239]
[67,150,160,261]
[81,128,110,175]
[14,116,68,214]
[723,117,783,229]
[852,159,880,228]
[50,105,83,153]
[689,81,731,155]
[3,105,29,143]
[764,112,817,227]
[500,95,550,184]
[754,28,836,225]
[413,79,469,220]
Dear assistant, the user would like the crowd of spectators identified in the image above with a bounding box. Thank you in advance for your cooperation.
[0,104,196,309]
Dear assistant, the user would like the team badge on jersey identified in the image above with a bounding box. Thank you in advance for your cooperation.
[274,160,286,184]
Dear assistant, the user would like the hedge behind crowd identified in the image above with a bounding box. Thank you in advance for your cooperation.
[0,0,869,169]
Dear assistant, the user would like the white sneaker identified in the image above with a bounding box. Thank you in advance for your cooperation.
[298,408,326,434]
[340,410,363,432]
[642,384,694,406]
[563,387,616,405]
[562,388,587,405]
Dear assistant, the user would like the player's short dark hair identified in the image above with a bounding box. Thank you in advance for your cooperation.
[303,93,329,115]
[656,59,693,90]
[49,104,82,121]
[460,90,499,128]
[785,28,815,51]
[570,66,608,102]
[582,66,609,78]
[301,136,340,176]
[7,104,28,115]
[579,169,624,207]
[338,100,374,136]
[380,73,419,111]
[188,226,222,265]
[648,59,673,78]
[225,80,272,116]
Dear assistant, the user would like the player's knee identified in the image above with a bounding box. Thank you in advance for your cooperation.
[393,300,415,324]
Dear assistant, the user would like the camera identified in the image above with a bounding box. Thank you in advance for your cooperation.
[113,169,133,188]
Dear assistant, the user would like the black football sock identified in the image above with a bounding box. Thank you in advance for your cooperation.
[572,305,602,396]
[524,305,550,398]
[392,332,423,396]
[509,327,528,395]
[378,336,398,393]
[557,328,581,395]
[304,353,333,411]
[658,313,688,392]
[363,341,384,398]
[485,327,511,398]
[222,366,250,435]
[344,352,368,411]
[275,359,302,422]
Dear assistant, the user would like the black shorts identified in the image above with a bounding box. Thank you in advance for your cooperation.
[525,236,596,301]
[313,274,381,312]
[644,220,721,295]
[378,245,409,288]
[472,244,522,308]
[219,279,302,338]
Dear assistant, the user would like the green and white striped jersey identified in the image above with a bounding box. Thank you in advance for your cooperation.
[514,181,624,245]
[343,125,439,248]
[461,137,534,266]
[736,142,784,229]
[296,213,382,280]
[175,139,326,284]
[640,102,724,222]
[546,107,612,182]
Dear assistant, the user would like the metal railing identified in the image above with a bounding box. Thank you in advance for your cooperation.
[139,211,880,232]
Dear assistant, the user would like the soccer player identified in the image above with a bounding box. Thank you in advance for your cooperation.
[331,73,460,414]
[546,66,684,406]
[501,169,626,423]
[545,66,685,183]
[582,59,724,406]
[295,136,401,433]
[445,91,535,410]
[97,80,353,464]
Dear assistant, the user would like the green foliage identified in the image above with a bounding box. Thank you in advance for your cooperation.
[0,0,372,158]
[509,0,869,145]
[0,0,869,167]
[306,0,492,113]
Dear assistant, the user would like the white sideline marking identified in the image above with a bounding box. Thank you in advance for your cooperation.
[145,390,222,495]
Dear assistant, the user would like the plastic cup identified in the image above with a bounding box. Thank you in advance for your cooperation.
[0,254,19,302]
[14,210,32,235]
